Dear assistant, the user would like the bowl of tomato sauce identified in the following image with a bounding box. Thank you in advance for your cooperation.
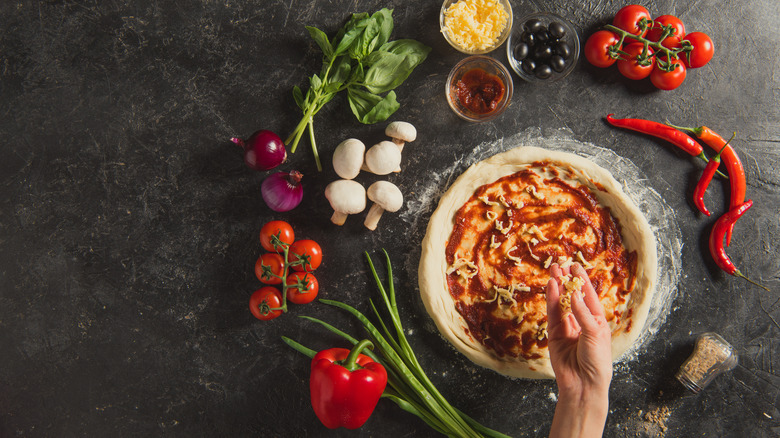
[446,55,513,122]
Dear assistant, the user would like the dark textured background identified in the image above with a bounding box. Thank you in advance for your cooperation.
[1,0,778,436]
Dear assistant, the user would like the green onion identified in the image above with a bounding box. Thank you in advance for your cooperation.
[283,250,511,438]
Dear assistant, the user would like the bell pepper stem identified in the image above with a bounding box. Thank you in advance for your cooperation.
[339,339,374,371]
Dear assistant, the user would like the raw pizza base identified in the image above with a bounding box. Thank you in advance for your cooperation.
[418,146,658,379]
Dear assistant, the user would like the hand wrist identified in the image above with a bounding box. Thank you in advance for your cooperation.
[549,389,609,438]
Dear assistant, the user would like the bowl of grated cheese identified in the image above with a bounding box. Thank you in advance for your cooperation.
[440,0,513,54]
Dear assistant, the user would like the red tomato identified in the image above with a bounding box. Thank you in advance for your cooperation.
[286,272,319,304]
[259,220,295,252]
[617,43,655,80]
[681,32,714,68]
[646,15,686,47]
[249,287,283,320]
[255,253,285,284]
[288,240,322,271]
[584,30,621,68]
[650,58,687,90]
[612,5,652,37]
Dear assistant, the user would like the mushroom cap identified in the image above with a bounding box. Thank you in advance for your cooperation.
[385,121,416,142]
[332,138,365,180]
[367,181,403,212]
[364,141,401,175]
[325,179,366,214]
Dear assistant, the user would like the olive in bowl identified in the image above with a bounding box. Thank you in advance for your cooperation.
[506,12,580,82]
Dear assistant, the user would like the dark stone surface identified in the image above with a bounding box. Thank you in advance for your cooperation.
[1,0,778,436]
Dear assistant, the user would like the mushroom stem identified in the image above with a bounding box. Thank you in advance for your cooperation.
[331,211,348,226]
[363,203,386,230]
[391,139,405,153]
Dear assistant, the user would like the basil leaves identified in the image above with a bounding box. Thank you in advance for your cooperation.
[285,8,431,171]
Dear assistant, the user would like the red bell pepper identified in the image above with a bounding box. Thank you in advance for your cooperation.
[310,339,387,430]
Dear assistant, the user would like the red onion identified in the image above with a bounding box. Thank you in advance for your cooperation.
[231,130,286,171]
[261,170,303,212]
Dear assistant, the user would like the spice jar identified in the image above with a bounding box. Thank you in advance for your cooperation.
[676,332,738,393]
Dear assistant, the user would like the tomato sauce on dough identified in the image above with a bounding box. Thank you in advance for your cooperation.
[444,161,638,360]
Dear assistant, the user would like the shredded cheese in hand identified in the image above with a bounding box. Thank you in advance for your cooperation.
[442,0,509,52]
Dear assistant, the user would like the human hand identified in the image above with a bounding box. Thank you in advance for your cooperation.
[546,262,612,438]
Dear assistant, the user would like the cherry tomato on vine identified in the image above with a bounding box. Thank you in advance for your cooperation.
[617,43,655,80]
[681,32,714,68]
[646,15,686,48]
[288,239,322,271]
[286,271,319,305]
[259,220,295,252]
[249,287,283,320]
[255,253,285,284]
[650,58,687,90]
[584,30,621,68]
[612,4,652,37]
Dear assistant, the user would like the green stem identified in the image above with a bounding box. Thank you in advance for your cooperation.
[604,24,683,68]
[307,118,322,171]
[340,339,374,371]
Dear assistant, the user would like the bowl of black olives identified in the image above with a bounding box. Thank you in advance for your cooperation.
[506,12,579,82]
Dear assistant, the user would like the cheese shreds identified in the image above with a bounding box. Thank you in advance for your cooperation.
[486,285,517,306]
[498,195,513,208]
[558,274,585,315]
[490,234,501,249]
[576,251,594,269]
[495,219,512,234]
[527,185,545,200]
[478,195,500,206]
[447,253,478,280]
[543,255,553,269]
[442,0,509,52]
[506,246,522,266]
[486,210,498,221]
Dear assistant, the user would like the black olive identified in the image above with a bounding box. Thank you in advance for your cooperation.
[535,64,553,79]
[549,22,566,39]
[524,19,544,33]
[550,55,566,72]
[534,30,550,44]
[513,42,530,60]
[555,41,572,60]
[521,31,535,46]
[534,45,553,60]
[521,58,537,75]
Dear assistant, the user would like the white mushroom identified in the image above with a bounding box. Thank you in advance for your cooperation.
[361,141,402,175]
[385,121,416,153]
[325,179,366,225]
[332,138,365,180]
[364,181,403,231]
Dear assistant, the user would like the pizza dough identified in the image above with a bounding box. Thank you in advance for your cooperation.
[418,146,657,379]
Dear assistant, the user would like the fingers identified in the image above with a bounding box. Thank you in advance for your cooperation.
[570,289,600,335]
[545,276,563,327]
[571,263,605,318]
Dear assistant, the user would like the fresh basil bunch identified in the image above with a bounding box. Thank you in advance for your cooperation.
[284,8,431,171]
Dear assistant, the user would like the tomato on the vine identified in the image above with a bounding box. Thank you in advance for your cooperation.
[288,239,323,271]
[286,272,319,304]
[249,287,283,320]
[259,220,295,252]
[646,15,686,47]
[617,43,655,80]
[255,253,285,284]
[650,58,687,90]
[612,5,652,37]
[681,32,714,68]
[584,30,621,68]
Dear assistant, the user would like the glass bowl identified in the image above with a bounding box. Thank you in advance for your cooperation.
[506,12,580,82]
[445,55,513,122]
[440,0,513,54]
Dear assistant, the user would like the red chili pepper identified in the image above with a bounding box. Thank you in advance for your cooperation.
[708,200,768,290]
[606,114,709,161]
[669,124,747,246]
[310,339,387,430]
[692,133,734,216]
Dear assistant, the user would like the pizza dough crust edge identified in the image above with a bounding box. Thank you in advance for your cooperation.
[418,146,658,379]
